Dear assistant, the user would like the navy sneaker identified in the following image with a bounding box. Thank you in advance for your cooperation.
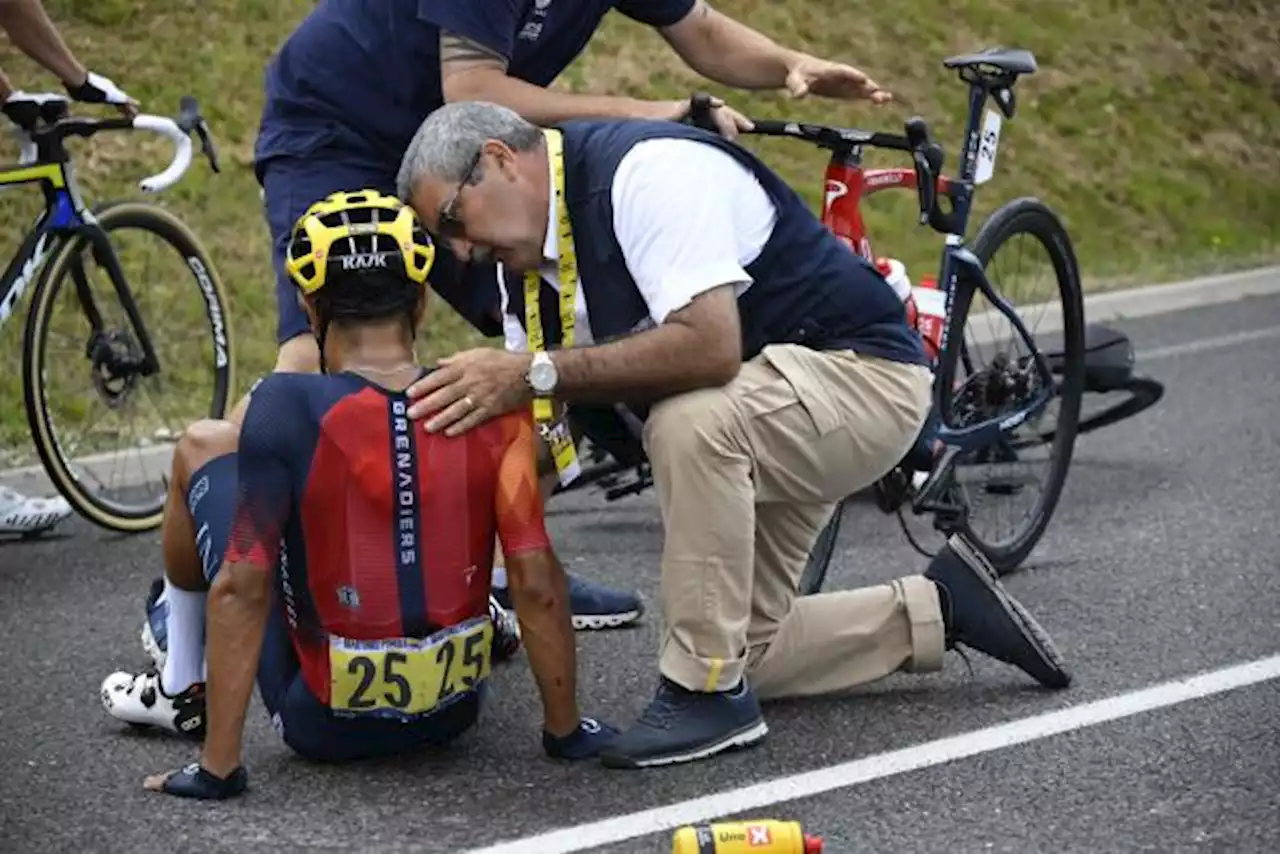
[925,535,1072,689]
[492,571,644,630]
[599,677,768,769]
[141,577,168,669]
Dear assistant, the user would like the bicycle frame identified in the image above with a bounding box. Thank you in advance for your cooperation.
[0,116,163,374]
[709,55,1058,522]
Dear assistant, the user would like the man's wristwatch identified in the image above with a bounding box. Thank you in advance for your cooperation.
[527,351,558,396]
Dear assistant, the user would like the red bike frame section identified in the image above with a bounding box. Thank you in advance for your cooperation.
[820,149,954,262]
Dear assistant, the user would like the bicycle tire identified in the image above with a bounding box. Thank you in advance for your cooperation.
[798,497,846,595]
[936,197,1086,574]
[22,201,235,533]
[1012,375,1164,447]
[1074,376,1164,436]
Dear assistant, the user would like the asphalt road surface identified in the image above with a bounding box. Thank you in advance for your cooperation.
[2,292,1278,854]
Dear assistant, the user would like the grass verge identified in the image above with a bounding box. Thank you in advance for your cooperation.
[1,0,1277,464]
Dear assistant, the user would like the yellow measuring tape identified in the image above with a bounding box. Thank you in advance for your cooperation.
[523,129,580,485]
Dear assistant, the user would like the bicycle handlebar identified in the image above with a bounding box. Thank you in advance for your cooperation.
[687,92,958,234]
[130,115,192,192]
[3,93,220,193]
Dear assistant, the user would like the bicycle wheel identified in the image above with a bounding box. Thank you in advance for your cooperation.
[935,197,1085,573]
[22,201,235,533]
[798,497,847,595]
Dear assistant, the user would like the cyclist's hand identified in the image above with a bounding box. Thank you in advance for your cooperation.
[785,56,892,105]
[653,97,754,141]
[64,71,139,119]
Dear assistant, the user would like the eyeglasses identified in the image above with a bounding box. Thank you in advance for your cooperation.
[436,149,483,239]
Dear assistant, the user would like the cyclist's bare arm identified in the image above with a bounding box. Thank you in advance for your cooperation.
[0,0,136,113]
[491,412,582,738]
[657,0,803,89]
[0,0,88,91]
[439,31,688,124]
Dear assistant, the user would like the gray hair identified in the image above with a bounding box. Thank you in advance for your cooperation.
[396,101,543,201]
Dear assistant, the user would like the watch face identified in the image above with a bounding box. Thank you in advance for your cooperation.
[530,359,557,392]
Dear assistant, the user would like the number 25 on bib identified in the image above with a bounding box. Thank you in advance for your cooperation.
[327,617,494,720]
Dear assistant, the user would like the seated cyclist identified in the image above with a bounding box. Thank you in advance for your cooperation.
[100,191,618,799]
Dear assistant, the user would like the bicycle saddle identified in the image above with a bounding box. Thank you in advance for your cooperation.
[942,47,1037,76]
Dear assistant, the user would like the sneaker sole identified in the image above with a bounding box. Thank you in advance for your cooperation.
[601,718,769,769]
[572,609,642,631]
[948,536,1071,690]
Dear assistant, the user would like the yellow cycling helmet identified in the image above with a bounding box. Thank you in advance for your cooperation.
[284,189,435,295]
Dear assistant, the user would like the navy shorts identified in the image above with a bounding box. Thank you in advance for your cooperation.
[186,452,482,762]
[257,153,504,345]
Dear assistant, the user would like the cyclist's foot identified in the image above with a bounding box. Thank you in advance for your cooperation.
[491,570,644,630]
[0,486,72,539]
[925,534,1071,689]
[140,577,168,670]
[100,667,206,741]
[489,595,522,665]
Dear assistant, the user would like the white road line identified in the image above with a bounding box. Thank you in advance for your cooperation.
[1138,325,1280,362]
[464,654,1280,854]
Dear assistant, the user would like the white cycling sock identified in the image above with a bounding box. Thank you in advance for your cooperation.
[160,580,206,695]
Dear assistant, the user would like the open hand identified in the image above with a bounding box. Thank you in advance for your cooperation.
[406,348,533,436]
[785,57,892,105]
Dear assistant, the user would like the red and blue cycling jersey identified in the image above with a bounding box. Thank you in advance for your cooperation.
[224,370,549,706]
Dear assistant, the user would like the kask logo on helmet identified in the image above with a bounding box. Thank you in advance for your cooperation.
[340,252,392,271]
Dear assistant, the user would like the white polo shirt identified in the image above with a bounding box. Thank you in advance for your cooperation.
[498,137,778,353]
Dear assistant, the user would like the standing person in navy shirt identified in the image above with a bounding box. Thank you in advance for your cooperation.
[242,0,896,631]
[256,0,892,377]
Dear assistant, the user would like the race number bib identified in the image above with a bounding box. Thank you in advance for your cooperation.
[328,616,494,720]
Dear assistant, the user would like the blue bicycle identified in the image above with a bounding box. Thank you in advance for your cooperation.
[556,48,1088,588]
[0,93,230,533]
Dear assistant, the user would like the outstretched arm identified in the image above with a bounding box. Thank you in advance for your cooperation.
[0,0,137,112]
[492,414,580,737]
[200,559,271,777]
[0,0,87,89]
[439,31,687,125]
[657,0,891,103]
[414,1,687,125]
[656,0,801,90]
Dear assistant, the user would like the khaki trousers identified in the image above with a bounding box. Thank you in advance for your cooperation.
[642,344,945,699]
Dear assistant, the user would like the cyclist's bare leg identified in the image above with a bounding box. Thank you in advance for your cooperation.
[100,418,239,725]
[162,419,239,592]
